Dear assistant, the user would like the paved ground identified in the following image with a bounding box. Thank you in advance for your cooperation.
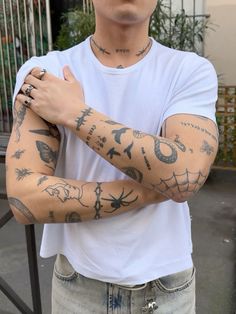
[0,164,235,314]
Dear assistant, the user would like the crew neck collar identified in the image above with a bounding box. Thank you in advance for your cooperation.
[85,36,156,74]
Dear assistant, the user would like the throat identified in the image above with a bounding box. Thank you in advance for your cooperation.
[116,65,125,69]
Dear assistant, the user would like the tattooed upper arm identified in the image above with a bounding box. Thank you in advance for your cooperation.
[6,99,60,179]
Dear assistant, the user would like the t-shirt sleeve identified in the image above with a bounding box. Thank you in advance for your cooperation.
[13,52,62,106]
[162,54,218,124]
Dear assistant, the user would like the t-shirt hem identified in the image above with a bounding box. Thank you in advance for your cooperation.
[40,248,193,285]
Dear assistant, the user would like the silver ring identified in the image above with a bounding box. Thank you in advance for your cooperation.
[39,68,47,80]
[24,97,32,108]
[24,84,34,97]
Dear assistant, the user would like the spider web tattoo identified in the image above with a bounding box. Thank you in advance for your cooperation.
[152,169,208,199]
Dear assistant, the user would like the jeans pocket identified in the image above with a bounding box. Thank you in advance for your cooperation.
[54,254,78,282]
[154,267,195,294]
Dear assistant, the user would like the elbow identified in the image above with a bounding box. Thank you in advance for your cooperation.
[171,191,196,203]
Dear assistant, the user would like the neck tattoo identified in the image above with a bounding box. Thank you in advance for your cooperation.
[90,36,152,69]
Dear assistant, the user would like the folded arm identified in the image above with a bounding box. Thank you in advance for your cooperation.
[6,101,167,225]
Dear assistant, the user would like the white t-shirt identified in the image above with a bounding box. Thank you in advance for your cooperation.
[13,37,218,285]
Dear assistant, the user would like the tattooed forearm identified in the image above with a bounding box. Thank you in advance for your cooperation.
[107,148,121,159]
[36,141,58,168]
[141,147,151,170]
[133,130,147,139]
[37,175,49,186]
[14,105,27,142]
[122,167,143,183]
[154,138,178,164]
[8,197,37,224]
[112,127,129,144]
[103,120,122,125]
[11,149,25,159]
[75,108,93,131]
[200,140,214,155]
[15,168,33,181]
[123,142,134,159]
[65,212,82,223]
[44,180,89,207]
[94,182,103,219]
[49,211,55,223]
[181,122,218,143]
[102,188,138,213]
[86,124,97,146]
[174,135,186,152]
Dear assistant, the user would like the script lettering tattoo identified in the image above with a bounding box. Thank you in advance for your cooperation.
[102,189,138,213]
[174,135,186,152]
[37,175,48,186]
[11,149,25,159]
[124,142,134,159]
[94,182,103,220]
[154,138,178,164]
[15,168,33,181]
[112,127,129,144]
[14,105,27,142]
[65,212,82,223]
[75,108,93,131]
[133,130,147,139]
[116,48,130,54]
[152,169,208,199]
[107,148,121,159]
[181,122,218,143]
[141,147,151,170]
[36,141,58,168]
[49,211,55,223]
[200,140,214,155]
[86,124,96,146]
[122,167,143,183]
[8,197,37,224]
[44,181,89,207]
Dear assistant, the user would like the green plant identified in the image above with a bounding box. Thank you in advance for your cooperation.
[55,7,95,50]
[149,0,209,55]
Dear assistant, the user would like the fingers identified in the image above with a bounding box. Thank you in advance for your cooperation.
[21,84,37,98]
[16,93,36,109]
[31,67,47,81]
[24,74,43,89]
[63,65,76,82]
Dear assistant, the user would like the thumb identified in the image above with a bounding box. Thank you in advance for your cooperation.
[63,65,76,82]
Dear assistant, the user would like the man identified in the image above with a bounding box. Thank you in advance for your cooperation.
[6,0,218,313]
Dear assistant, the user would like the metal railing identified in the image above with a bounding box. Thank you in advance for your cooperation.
[0,0,52,134]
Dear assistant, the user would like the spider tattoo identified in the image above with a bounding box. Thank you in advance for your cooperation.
[102,188,138,213]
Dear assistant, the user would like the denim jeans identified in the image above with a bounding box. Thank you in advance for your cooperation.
[52,254,196,314]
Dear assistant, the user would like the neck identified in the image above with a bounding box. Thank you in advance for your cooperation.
[91,17,151,68]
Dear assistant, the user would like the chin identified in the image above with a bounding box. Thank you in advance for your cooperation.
[113,6,144,25]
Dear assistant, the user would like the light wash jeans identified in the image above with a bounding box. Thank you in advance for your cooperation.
[52,254,196,314]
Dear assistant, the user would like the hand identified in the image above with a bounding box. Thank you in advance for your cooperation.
[16,66,85,125]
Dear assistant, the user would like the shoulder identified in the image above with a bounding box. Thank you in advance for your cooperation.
[153,39,216,79]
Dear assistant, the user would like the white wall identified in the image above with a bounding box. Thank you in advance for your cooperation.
[205,0,236,85]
